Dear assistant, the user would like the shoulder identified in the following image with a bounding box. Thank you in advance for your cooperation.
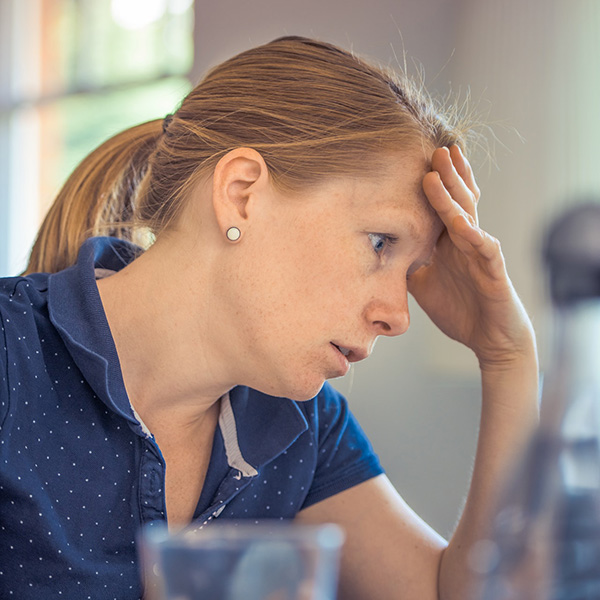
[0,273,50,346]
[297,382,385,509]
[0,273,49,313]
[0,274,51,422]
[0,273,48,340]
[298,382,376,459]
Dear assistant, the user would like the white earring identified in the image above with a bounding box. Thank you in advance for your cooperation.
[226,226,241,242]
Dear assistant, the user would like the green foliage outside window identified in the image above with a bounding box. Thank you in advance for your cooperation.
[40,0,194,203]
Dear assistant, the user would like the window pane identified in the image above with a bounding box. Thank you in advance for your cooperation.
[1,0,195,275]
[41,0,194,94]
[39,76,192,214]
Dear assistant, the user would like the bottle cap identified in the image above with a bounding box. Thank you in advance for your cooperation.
[544,202,600,304]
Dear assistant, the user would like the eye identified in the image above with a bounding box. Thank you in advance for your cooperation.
[368,233,397,256]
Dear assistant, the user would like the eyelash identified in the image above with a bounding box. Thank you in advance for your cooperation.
[368,233,398,256]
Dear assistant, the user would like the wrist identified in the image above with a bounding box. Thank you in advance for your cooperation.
[478,340,540,414]
[478,347,538,374]
[476,324,538,374]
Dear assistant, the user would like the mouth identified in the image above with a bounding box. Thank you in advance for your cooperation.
[330,342,370,363]
[330,342,351,376]
[331,343,351,357]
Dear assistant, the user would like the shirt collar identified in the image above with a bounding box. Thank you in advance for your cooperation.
[224,386,308,475]
[48,237,142,428]
[47,236,309,465]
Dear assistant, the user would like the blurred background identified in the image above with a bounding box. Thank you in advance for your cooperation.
[1,0,599,537]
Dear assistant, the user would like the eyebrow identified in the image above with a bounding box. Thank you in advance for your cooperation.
[392,210,431,243]
[400,218,420,241]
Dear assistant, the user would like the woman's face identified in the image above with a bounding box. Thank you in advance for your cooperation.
[216,151,444,401]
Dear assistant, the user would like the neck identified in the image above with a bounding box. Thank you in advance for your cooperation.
[96,235,234,429]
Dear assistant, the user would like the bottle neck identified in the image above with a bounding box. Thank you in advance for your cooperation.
[543,298,600,491]
[542,299,600,429]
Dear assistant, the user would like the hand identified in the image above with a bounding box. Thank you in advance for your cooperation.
[408,146,535,369]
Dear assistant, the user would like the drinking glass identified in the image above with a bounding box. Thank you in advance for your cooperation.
[140,521,345,600]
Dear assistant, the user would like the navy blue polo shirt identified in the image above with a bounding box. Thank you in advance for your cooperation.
[0,237,384,599]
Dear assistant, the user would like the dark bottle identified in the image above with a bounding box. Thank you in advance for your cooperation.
[476,203,600,600]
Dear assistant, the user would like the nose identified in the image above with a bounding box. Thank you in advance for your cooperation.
[364,288,411,337]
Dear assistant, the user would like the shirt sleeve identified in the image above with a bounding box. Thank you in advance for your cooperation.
[301,382,384,509]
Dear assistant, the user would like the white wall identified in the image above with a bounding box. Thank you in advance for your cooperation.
[191,0,459,87]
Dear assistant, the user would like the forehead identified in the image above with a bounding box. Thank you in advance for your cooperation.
[338,150,441,232]
[371,151,434,209]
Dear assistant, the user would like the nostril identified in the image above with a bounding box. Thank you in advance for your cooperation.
[372,311,410,337]
[373,321,392,333]
[366,297,410,337]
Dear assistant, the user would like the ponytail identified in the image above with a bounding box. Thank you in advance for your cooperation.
[23,119,163,274]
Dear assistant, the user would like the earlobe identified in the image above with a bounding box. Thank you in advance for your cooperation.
[212,148,268,240]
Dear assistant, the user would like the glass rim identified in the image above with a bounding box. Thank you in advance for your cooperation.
[141,521,345,550]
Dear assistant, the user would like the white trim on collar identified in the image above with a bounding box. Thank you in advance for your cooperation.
[219,392,259,478]
[94,268,116,280]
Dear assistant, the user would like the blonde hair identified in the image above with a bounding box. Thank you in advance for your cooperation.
[25,35,470,275]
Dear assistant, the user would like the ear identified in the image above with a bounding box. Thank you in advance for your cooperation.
[212,147,270,240]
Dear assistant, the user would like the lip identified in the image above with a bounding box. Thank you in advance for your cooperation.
[330,342,370,366]
[330,343,351,375]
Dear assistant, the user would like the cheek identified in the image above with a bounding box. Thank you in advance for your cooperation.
[246,228,335,291]
[231,226,365,338]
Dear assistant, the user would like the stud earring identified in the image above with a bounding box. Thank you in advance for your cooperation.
[226,227,241,242]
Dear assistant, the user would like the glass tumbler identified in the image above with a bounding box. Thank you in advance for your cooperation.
[140,521,345,600]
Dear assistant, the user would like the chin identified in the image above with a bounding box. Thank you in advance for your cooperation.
[286,383,325,402]
[255,374,326,402]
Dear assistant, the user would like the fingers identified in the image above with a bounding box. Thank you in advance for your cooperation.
[452,213,505,278]
[423,169,472,231]
[431,146,479,223]
[449,145,480,202]
[423,167,504,278]
[452,213,484,246]
[423,170,476,253]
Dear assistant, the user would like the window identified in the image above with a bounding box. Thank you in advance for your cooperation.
[0,0,194,275]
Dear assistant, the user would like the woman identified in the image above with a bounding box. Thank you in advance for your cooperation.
[0,36,538,599]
